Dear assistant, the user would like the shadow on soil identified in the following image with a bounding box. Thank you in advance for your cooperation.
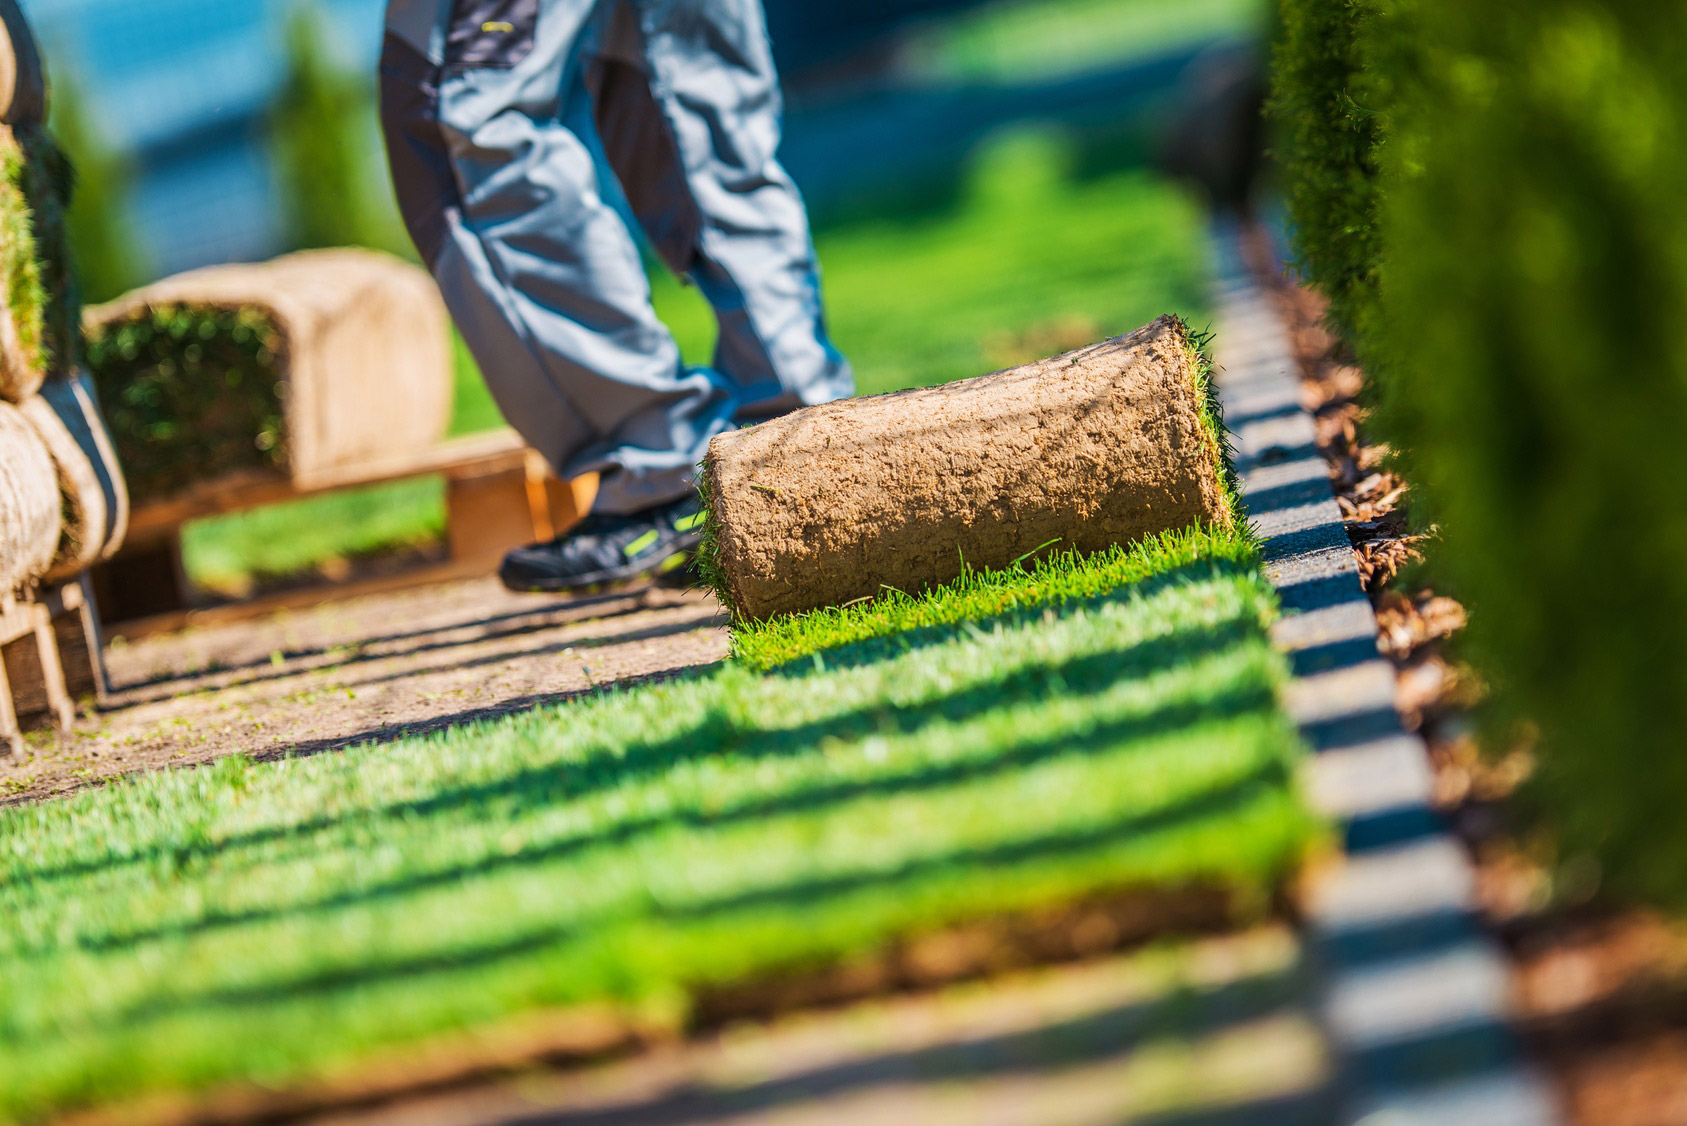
[110,589,687,703]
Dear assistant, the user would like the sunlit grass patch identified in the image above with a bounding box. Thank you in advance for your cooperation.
[732,524,1256,671]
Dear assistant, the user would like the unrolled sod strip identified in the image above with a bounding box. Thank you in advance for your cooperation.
[20,372,129,581]
[0,398,62,594]
[704,315,1233,621]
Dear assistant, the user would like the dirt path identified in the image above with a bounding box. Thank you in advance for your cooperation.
[2,578,728,806]
[307,928,1330,1126]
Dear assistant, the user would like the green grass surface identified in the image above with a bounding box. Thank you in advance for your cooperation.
[732,525,1253,671]
[178,128,1212,591]
[0,534,1312,1121]
[180,477,445,596]
[906,0,1268,83]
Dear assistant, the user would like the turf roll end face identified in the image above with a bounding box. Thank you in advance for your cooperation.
[84,249,454,504]
[702,315,1236,621]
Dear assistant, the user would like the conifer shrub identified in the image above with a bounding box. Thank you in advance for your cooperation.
[49,80,141,306]
[1375,0,1687,904]
[1266,0,1391,344]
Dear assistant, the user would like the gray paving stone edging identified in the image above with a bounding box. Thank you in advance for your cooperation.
[1209,221,1562,1126]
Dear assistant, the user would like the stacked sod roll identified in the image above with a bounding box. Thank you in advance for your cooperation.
[0,0,129,594]
[702,315,1236,621]
[0,399,59,592]
[85,249,453,504]
[20,372,128,580]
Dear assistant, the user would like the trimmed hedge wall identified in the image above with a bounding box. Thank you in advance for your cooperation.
[1273,0,1687,903]
[1267,0,1390,345]
[1378,0,1687,904]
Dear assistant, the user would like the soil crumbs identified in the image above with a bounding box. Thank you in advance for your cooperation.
[1252,232,1687,1126]
[1,578,727,807]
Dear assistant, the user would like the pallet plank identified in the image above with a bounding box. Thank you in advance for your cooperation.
[122,430,530,545]
[97,431,599,635]
[2,601,74,731]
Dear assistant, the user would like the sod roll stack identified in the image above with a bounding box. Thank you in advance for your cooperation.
[0,398,62,593]
[704,315,1234,620]
[0,121,76,405]
[86,249,453,503]
[20,372,128,580]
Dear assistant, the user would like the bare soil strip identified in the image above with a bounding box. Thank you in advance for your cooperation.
[2,578,728,806]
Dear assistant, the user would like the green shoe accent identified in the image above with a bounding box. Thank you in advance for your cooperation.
[673,511,707,532]
[657,551,690,573]
[626,529,661,557]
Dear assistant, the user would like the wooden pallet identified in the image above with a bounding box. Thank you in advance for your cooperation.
[0,577,106,757]
[94,429,597,638]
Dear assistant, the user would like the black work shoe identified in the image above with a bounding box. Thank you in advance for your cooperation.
[498,493,707,594]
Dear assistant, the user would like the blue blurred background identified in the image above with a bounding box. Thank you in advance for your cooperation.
[19,0,1265,289]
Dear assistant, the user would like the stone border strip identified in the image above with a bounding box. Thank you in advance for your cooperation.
[1209,220,1562,1126]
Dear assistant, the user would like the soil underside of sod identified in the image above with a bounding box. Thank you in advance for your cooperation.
[0,526,1315,1124]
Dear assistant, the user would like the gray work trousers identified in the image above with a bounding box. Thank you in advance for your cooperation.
[380,0,852,514]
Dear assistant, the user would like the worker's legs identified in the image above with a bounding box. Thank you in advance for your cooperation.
[379,0,736,515]
[587,0,853,421]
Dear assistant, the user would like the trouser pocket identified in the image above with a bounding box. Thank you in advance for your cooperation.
[445,0,539,70]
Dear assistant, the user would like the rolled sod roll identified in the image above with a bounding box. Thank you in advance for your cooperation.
[703,315,1233,621]
[0,398,62,593]
[20,372,129,581]
[0,0,45,128]
[86,249,453,503]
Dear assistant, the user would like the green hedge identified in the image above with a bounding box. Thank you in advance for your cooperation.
[1273,0,1687,903]
[1376,0,1687,904]
[1267,0,1391,345]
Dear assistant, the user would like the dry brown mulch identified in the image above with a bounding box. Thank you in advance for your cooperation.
[1255,244,1687,1126]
